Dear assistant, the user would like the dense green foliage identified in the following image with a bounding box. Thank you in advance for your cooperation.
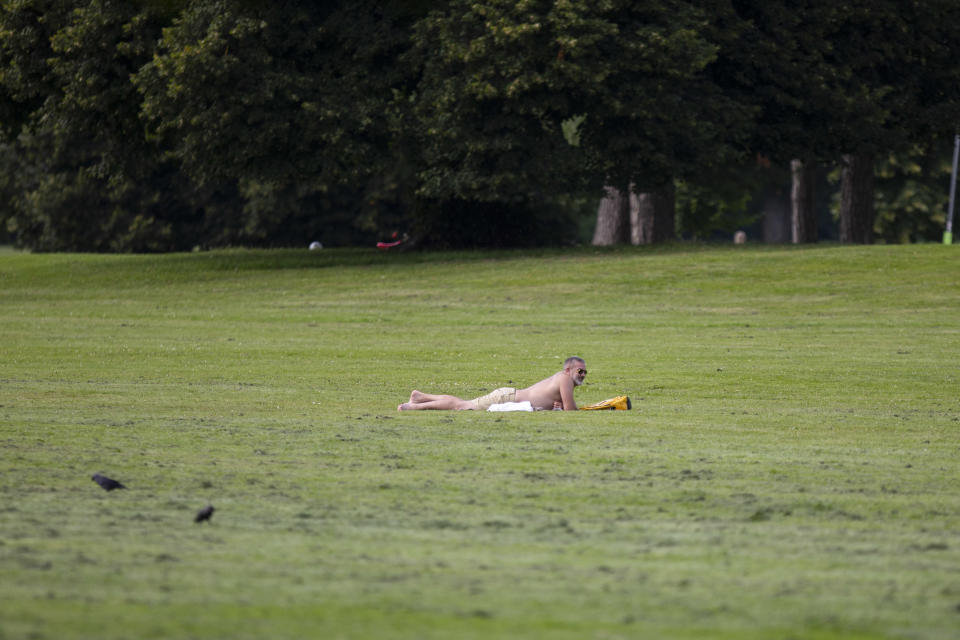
[1,245,959,638]
[1,0,958,250]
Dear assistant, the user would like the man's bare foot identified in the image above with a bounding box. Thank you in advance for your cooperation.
[410,390,427,403]
[398,402,413,411]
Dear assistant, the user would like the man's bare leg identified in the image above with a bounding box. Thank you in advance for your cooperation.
[410,390,433,404]
[398,390,474,411]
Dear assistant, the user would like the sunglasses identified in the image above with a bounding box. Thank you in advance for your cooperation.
[576,368,587,376]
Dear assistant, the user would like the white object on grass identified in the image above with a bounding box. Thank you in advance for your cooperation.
[487,401,534,412]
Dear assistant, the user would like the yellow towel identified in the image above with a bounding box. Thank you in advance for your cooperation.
[579,395,631,411]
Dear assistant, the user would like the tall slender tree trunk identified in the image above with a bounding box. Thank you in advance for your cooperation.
[592,186,630,245]
[790,158,818,243]
[631,182,675,245]
[839,153,875,244]
[761,187,790,243]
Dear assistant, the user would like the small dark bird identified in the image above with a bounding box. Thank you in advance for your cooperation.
[91,473,126,491]
[195,505,215,523]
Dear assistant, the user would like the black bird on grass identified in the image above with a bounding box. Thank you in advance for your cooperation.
[195,505,215,523]
[91,473,126,491]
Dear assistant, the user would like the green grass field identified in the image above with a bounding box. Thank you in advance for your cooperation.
[1,244,958,639]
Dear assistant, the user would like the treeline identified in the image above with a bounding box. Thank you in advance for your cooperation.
[1,0,958,251]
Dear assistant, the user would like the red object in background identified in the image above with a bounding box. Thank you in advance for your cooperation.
[377,231,407,250]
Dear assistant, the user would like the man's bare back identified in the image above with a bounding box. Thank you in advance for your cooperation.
[398,357,587,411]
[516,371,578,410]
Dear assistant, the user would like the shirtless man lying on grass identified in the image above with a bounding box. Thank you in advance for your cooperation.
[398,357,586,411]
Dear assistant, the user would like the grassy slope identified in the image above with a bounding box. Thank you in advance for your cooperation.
[0,245,958,639]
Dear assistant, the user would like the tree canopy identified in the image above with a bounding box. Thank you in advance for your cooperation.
[1,0,957,250]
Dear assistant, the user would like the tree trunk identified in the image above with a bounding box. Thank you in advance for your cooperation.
[839,153,875,244]
[631,182,675,245]
[790,158,818,243]
[591,186,631,245]
[761,189,790,243]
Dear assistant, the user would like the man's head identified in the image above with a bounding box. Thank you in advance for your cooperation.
[563,356,587,387]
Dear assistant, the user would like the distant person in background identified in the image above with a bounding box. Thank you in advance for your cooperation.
[398,357,587,411]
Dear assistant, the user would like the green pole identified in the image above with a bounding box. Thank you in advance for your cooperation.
[945,133,959,245]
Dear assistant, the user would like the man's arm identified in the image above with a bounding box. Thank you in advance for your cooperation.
[559,376,577,410]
